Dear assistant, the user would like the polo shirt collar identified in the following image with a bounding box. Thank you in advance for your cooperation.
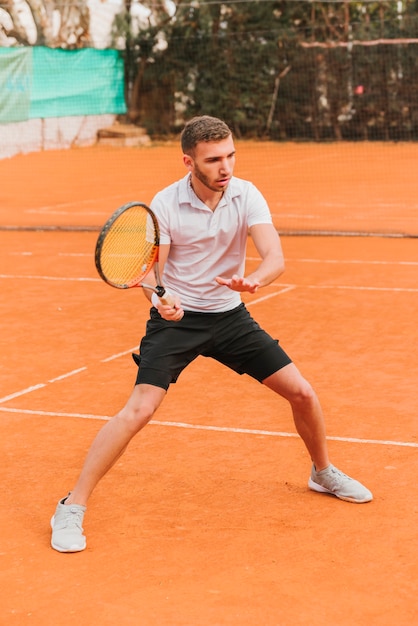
[179,174,241,208]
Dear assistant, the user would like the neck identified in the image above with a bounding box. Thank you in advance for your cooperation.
[189,177,224,211]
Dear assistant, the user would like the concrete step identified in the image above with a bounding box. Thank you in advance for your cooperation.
[97,123,151,147]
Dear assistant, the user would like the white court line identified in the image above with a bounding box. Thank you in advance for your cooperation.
[0,279,414,405]
[58,252,91,257]
[25,210,111,216]
[24,195,126,214]
[288,258,418,266]
[0,406,417,449]
[0,369,88,404]
[0,274,100,282]
[271,200,418,211]
[247,256,418,266]
[48,367,87,383]
[7,255,418,266]
[0,289,288,405]
[0,289,289,404]
[246,285,296,305]
[101,347,138,363]
[1,273,416,292]
[310,285,418,293]
[0,384,47,403]
[3,268,416,293]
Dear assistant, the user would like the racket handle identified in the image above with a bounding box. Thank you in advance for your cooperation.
[152,290,176,308]
[158,293,176,308]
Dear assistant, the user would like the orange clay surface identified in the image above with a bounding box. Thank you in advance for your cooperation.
[0,142,417,625]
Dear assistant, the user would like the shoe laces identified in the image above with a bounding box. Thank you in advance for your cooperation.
[324,465,352,487]
[59,505,84,530]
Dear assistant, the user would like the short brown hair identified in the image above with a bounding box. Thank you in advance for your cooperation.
[181,116,232,155]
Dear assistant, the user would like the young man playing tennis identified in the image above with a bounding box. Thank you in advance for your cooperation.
[51,115,372,553]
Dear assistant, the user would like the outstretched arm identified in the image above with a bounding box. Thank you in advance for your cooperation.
[215,223,285,293]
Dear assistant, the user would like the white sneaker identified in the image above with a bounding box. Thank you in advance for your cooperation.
[51,495,87,552]
[308,464,373,503]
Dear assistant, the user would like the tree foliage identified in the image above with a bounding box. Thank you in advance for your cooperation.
[110,0,418,140]
[0,0,90,48]
[2,0,418,139]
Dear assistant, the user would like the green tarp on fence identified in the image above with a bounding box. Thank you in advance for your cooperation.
[0,48,32,123]
[0,47,126,124]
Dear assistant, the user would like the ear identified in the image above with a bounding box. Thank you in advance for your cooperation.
[183,154,193,170]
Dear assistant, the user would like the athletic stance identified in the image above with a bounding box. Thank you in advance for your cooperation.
[51,116,372,553]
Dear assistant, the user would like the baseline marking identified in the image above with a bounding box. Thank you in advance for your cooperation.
[1,274,416,293]
[0,406,417,449]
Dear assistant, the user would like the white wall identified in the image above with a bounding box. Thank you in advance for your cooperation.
[0,114,116,159]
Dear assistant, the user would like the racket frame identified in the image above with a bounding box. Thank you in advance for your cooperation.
[95,201,168,298]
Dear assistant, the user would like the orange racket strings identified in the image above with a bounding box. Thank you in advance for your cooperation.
[99,206,158,288]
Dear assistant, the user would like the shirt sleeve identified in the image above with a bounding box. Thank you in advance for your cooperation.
[150,189,172,245]
[246,182,273,227]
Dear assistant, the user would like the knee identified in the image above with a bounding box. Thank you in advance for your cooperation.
[287,379,317,407]
[115,402,155,435]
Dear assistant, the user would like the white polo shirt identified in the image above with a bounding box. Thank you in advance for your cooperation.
[150,174,273,312]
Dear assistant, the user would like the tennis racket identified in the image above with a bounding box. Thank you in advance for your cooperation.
[95,201,175,306]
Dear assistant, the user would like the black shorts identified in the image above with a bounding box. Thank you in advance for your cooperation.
[133,303,292,390]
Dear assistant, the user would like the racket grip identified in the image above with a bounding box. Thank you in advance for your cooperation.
[152,291,176,308]
[159,293,176,307]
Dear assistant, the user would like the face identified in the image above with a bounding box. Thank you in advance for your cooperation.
[183,135,236,193]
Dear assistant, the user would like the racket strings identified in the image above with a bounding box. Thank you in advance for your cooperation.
[98,209,157,288]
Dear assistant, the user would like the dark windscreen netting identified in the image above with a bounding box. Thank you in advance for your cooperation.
[117,2,418,142]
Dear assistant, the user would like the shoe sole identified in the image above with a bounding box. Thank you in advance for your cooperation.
[308,478,373,504]
[50,515,86,553]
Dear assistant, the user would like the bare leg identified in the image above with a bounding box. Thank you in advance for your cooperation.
[263,363,330,471]
[66,384,166,506]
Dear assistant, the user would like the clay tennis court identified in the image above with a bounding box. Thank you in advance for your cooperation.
[1,142,417,625]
